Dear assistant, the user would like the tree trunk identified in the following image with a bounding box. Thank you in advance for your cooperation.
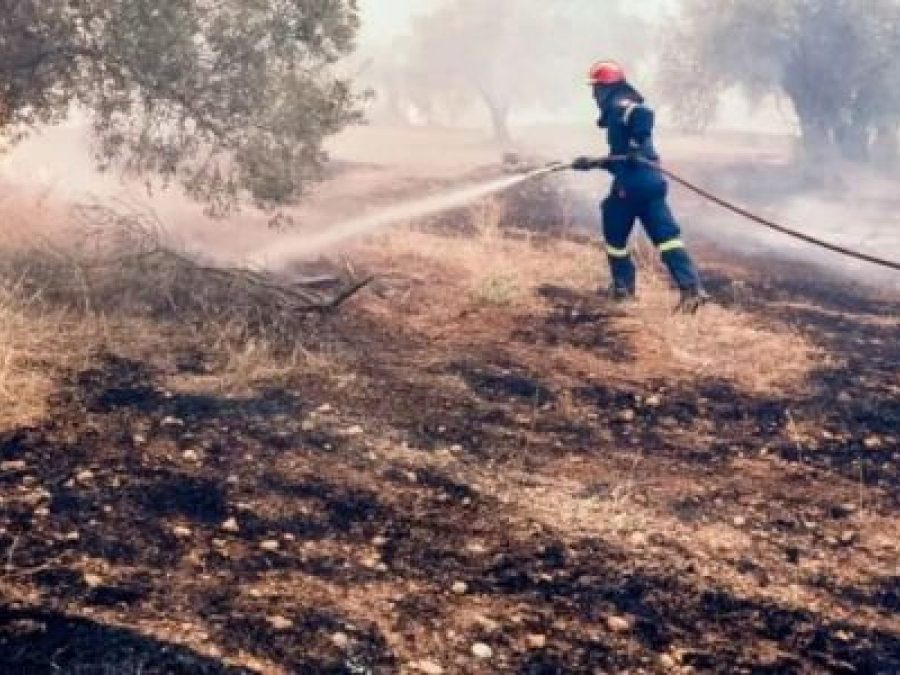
[488,102,511,144]
[477,88,511,144]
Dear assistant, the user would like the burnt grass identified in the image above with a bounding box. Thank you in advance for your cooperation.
[1,243,898,673]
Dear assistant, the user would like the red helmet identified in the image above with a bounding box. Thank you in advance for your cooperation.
[588,60,626,86]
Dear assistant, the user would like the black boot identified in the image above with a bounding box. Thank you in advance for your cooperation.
[675,286,710,314]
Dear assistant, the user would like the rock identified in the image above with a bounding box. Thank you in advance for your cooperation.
[466,542,488,555]
[475,615,501,632]
[658,653,678,670]
[301,420,316,432]
[132,433,147,445]
[83,573,104,588]
[606,615,633,633]
[733,516,747,527]
[76,470,95,483]
[616,409,636,423]
[344,425,364,436]
[331,632,350,649]
[451,581,469,595]
[526,634,547,649]
[266,616,293,630]
[182,449,200,462]
[64,531,80,542]
[316,403,334,414]
[259,540,280,552]
[226,475,240,486]
[33,506,50,518]
[413,660,444,675]
[863,436,883,450]
[372,535,388,547]
[221,517,240,533]
[1,460,27,472]
[172,525,192,539]
[839,530,858,546]
[645,395,662,408]
[161,416,184,427]
[471,643,493,660]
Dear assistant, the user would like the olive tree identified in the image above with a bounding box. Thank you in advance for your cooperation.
[393,0,646,143]
[661,0,900,165]
[0,0,362,212]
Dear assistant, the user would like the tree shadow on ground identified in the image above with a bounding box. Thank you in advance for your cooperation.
[0,606,254,674]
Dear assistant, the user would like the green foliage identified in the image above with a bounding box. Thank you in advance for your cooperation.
[662,0,900,164]
[0,0,362,212]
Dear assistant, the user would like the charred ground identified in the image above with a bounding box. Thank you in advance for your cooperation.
[1,195,898,674]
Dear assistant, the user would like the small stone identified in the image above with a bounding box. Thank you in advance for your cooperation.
[606,615,633,633]
[182,449,200,462]
[372,535,388,547]
[839,530,857,546]
[161,416,184,427]
[301,420,316,432]
[344,425,364,436]
[83,573,104,589]
[451,581,468,595]
[863,436,883,450]
[413,660,444,675]
[316,403,334,414]
[221,517,240,533]
[616,409,636,423]
[226,475,239,485]
[475,615,500,632]
[76,470,95,483]
[33,507,50,518]
[331,632,350,649]
[259,540,280,552]
[837,391,852,404]
[645,395,662,408]
[658,653,678,670]
[526,634,547,649]
[64,531,80,542]
[132,434,147,445]
[266,616,293,630]
[733,516,747,527]
[471,643,493,659]
[1,460,27,472]
[172,525,192,538]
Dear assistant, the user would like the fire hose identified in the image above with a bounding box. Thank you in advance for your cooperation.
[554,157,900,273]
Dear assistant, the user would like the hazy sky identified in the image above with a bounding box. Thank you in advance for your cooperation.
[359,0,679,44]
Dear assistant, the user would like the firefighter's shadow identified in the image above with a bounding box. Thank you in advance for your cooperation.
[512,284,636,361]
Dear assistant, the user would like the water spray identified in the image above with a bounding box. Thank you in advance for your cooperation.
[251,163,566,268]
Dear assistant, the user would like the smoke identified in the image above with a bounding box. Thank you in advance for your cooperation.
[249,167,561,268]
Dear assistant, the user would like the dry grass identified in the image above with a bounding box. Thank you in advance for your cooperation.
[0,282,91,427]
[355,203,819,396]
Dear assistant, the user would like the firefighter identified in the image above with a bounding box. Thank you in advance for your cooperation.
[573,60,709,312]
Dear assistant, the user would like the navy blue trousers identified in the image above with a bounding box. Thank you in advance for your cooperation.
[601,188,702,293]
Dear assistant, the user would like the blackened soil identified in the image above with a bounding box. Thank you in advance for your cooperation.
[1,244,897,674]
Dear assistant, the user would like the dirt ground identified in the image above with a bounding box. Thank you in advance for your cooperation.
[1,127,899,674]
